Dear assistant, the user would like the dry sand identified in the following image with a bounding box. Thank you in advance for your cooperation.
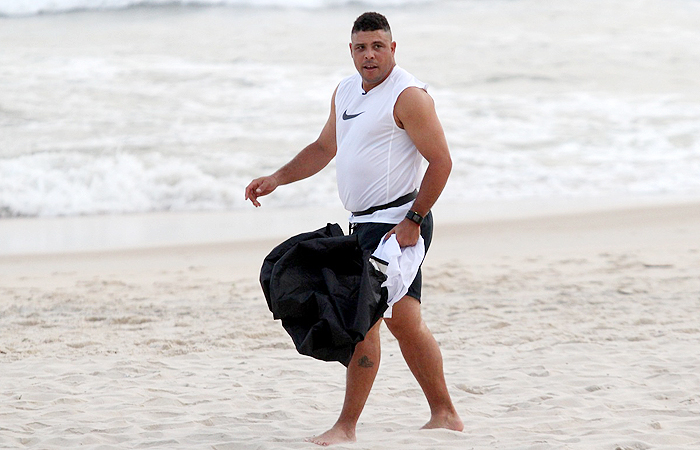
[1,200,699,449]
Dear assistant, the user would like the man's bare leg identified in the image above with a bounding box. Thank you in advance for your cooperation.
[306,320,382,446]
[384,297,464,431]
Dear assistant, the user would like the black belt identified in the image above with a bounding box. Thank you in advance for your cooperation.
[352,190,418,217]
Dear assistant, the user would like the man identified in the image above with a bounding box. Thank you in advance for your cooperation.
[245,12,463,446]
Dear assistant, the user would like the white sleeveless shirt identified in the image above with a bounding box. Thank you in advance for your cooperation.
[334,66,427,224]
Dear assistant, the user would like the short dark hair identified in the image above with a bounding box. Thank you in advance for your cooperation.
[352,12,391,35]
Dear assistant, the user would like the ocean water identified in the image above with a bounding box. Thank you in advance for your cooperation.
[1,0,700,217]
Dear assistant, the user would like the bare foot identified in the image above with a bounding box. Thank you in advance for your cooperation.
[305,425,356,446]
[421,411,464,432]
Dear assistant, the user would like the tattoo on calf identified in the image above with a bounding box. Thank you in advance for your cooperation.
[358,355,374,368]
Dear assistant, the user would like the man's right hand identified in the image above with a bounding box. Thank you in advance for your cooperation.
[244,175,279,207]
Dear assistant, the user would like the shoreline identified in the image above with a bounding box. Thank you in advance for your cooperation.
[1,195,698,256]
[1,196,697,286]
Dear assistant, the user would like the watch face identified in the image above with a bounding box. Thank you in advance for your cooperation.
[407,211,422,224]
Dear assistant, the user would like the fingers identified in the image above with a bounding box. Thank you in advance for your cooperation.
[388,220,420,248]
[244,176,278,207]
[383,227,397,242]
[244,179,265,207]
[244,180,261,207]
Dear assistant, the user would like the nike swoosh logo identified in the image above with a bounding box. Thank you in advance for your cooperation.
[342,110,365,120]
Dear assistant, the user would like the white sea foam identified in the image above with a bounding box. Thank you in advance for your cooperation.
[3,91,699,217]
[435,91,700,202]
[0,150,341,217]
[1,0,700,217]
[0,0,437,17]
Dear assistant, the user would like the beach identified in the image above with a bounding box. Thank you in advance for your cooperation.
[2,0,700,447]
[2,199,699,449]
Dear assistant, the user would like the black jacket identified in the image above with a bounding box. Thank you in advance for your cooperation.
[260,223,388,366]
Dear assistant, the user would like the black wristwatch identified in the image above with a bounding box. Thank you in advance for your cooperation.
[405,210,424,226]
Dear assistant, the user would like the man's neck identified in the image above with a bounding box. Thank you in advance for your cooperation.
[362,64,396,93]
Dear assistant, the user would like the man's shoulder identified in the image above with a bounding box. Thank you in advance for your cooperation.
[390,66,427,94]
[391,65,411,78]
[391,65,421,82]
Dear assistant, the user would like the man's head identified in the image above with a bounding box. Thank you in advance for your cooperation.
[350,12,396,92]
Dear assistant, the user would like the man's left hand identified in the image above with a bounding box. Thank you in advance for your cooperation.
[385,219,421,248]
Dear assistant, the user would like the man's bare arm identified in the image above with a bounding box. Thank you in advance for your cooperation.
[388,87,452,246]
[245,90,338,207]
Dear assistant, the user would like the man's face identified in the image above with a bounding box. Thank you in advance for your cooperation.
[350,29,396,92]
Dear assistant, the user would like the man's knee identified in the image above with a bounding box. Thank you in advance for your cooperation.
[384,296,423,340]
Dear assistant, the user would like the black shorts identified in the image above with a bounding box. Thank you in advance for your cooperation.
[350,211,433,302]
